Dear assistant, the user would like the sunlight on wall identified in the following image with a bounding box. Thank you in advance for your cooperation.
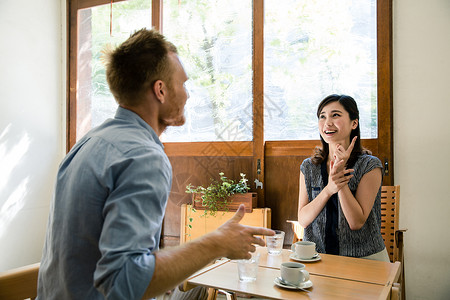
[0,178,29,238]
[0,124,31,238]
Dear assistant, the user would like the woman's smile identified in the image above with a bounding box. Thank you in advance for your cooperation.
[319,101,357,145]
[324,129,337,136]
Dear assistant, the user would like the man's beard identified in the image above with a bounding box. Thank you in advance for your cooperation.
[159,114,186,128]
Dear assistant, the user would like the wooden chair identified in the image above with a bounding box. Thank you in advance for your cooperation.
[287,219,304,243]
[288,185,406,299]
[390,283,402,300]
[207,289,237,300]
[381,185,406,300]
[380,186,406,263]
[0,262,40,300]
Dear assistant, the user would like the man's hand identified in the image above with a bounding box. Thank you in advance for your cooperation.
[146,205,274,297]
[212,204,275,260]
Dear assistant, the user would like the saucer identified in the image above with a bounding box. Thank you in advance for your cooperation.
[274,277,313,290]
[289,253,321,262]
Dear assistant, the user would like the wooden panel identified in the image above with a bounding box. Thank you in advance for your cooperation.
[265,140,319,157]
[265,139,378,157]
[162,156,253,247]
[362,139,379,155]
[68,0,78,151]
[152,0,162,31]
[252,0,265,207]
[180,205,271,244]
[77,0,126,9]
[264,155,307,246]
[164,141,253,157]
[377,0,394,186]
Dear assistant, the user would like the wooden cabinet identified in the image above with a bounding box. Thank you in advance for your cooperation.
[180,204,271,244]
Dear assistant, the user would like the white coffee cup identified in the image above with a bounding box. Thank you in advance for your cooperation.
[280,262,310,286]
[291,241,316,259]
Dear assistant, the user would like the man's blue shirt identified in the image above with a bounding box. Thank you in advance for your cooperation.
[38,107,172,299]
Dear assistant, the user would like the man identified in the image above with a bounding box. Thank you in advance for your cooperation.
[37,29,274,299]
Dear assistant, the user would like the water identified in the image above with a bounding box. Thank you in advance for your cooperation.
[237,255,260,282]
[267,235,284,255]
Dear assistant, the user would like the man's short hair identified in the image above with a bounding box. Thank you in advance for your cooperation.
[103,28,178,106]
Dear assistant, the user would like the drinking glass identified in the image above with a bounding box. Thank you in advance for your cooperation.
[237,252,260,282]
[266,230,285,255]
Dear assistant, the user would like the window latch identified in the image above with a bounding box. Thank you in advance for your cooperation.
[384,159,389,175]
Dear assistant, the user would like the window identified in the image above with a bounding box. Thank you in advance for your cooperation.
[75,0,151,141]
[68,0,393,185]
[161,0,253,142]
[264,0,377,140]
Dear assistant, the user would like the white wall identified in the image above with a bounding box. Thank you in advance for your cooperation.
[394,0,450,299]
[0,0,64,271]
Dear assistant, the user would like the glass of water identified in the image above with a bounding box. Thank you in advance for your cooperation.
[237,252,260,282]
[266,230,285,255]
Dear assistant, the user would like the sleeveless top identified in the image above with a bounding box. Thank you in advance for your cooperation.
[300,154,385,257]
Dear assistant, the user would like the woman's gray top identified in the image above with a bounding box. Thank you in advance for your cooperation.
[300,154,385,257]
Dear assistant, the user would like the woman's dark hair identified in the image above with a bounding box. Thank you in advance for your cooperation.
[311,94,371,168]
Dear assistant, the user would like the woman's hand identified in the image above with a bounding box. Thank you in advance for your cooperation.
[333,136,357,170]
[326,160,354,195]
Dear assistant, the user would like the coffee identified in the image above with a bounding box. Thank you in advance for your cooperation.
[280,262,310,286]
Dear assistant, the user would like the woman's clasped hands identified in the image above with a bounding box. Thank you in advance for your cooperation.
[326,136,357,195]
[326,160,353,194]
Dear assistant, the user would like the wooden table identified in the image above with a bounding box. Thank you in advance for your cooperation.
[184,247,401,300]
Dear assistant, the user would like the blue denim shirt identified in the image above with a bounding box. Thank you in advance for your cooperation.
[38,107,172,300]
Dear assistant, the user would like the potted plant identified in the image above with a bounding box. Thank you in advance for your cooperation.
[185,172,257,217]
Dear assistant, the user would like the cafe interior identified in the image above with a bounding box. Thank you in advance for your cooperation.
[1,0,449,299]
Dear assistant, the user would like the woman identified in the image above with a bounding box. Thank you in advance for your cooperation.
[298,94,389,261]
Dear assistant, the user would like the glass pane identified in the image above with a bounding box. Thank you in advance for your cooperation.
[77,0,151,141]
[161,0,253,142]
[264,0,377,140]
